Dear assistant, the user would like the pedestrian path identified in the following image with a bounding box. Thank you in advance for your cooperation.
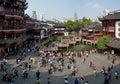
[0,53,120,84]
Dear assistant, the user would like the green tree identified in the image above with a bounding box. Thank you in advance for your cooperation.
[64,20,74,32]
[89,21,101,27]
[64,17,92,32]
[80,17,92,28]
[96,36,112,50]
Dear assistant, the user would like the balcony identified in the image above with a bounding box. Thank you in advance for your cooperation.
[3,25,13,30]
[0,28,26,32]
[14,25,23,29]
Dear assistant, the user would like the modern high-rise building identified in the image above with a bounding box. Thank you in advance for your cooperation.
[74,12,78,21]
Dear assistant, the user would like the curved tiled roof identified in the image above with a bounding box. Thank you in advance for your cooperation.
[106,38,120,49]
[99,10,120,20]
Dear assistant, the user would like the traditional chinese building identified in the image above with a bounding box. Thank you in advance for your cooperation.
[40,21,54,40]
[99,10,120,54]
[24,14,41,42]
[53,23,66,35]
[99,10,120,38]
[0,0,28,56]
[81,25,102,45]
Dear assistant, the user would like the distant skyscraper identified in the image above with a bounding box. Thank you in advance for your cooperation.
[74,12,78,21]
[32,11,37,20]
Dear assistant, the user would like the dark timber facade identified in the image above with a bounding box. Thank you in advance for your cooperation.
[0,0,28,56]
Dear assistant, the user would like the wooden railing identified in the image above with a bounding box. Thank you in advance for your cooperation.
[3,25,12,29]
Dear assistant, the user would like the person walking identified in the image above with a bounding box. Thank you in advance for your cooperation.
[38,61,41,68]
[89,61,92,68]
[64,74,68,84]
[36,70,40,79]
[64,79,69,84]
[104,76,109,84]
[10,81,16,84]
[74,78,79,84]
[36,78,40,84]
[93,68,97,77]
[28,63,31,70]
[114,71,119,79]
[47,77,51,84]
[85,81,89,84]
[80,77,85,84]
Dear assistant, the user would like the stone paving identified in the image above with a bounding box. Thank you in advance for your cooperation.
[0,53,120,84]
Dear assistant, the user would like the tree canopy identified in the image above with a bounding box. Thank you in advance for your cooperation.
[80,17,91,28]
[64,17,100,32]
[64,20,75,32]
[96,36,112,50]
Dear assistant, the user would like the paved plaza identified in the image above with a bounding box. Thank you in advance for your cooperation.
[0,52,120,84]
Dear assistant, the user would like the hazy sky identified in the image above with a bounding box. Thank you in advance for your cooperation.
[26,0,120,20]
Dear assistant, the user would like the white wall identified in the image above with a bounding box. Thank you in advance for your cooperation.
[115,21,120,39]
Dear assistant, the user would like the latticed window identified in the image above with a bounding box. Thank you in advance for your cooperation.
[118,28,120,31]
[118,33,120,36]
[118,23,120,26]
[0,7,3,11]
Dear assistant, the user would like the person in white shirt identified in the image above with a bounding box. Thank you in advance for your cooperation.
[85,81,88,84]
[64,74,69,84]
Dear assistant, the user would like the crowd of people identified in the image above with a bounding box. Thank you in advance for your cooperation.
[0,41,120,84]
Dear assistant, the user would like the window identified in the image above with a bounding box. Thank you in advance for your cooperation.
[118,28,120,31]
[0,7,3,12]
[6,19,11,25]
[118,33,120,36]
[118,23,120,26]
